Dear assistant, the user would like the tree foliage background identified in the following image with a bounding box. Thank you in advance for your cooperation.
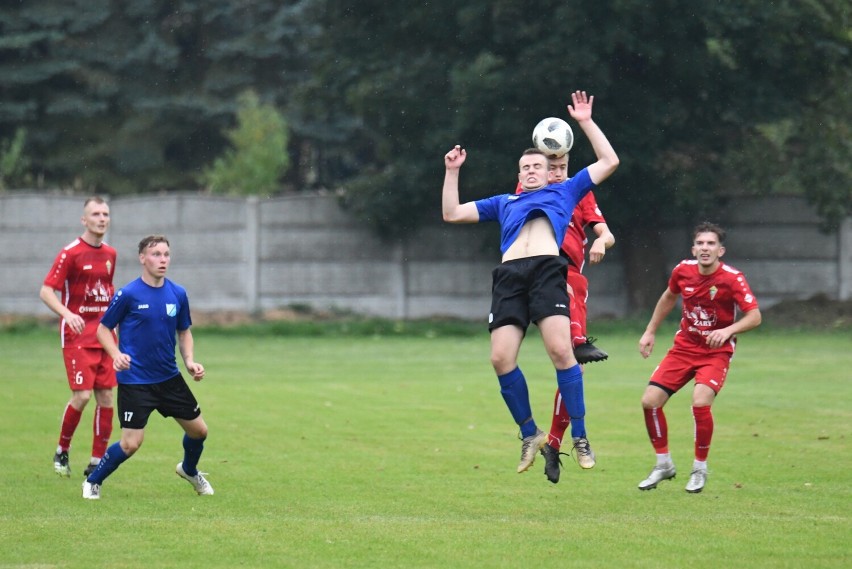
[1,0,849,310]
[0,0,312,193]
[201,90,290,196]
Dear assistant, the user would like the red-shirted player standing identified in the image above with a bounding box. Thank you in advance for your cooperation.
[40,197,118,478]
[637,221,761,493]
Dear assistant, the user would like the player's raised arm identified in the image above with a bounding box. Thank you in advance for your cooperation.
[442,145,480,224]
[567,91,619,185]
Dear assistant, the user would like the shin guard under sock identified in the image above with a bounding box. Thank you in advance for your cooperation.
[181,434,206,476]
[556,365,586,438]
[548,389,570,449]
[92,405,114,459]
[58,404,83,450]
[498,367,536,437]
[643,407,669,454]
[87,441,129,484]
[692,405,714,462]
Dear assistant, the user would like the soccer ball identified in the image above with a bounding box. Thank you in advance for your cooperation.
[531,117,574,157]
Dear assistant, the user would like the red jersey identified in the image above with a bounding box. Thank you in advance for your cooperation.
[43,238,117,348]
[560,192,606,272]
[668,260,759,354]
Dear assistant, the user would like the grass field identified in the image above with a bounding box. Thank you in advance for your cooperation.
[1,323,850,568]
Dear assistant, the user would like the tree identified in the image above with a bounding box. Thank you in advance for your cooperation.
[0,0,314,193]
[202,90,290,195]
[295,0,851,311]
[0,128,31,190]
[2,1,848,311]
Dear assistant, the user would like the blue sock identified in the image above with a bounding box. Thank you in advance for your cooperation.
[556,365,586,438]
[498,367,537,437]
[181,434,206,476]
[87,441,129,484]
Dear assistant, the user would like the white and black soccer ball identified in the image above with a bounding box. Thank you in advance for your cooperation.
[531,117,574,158]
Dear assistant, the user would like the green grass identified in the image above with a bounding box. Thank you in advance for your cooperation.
[1,324,850,568]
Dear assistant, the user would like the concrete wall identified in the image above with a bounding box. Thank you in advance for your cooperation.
[1,192,849,321]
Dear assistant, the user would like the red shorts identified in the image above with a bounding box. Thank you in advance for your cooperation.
[62,347,117,391]
[649,347,732,395]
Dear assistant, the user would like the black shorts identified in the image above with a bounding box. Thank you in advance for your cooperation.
[117,373,201,429]
[488,255,570,332]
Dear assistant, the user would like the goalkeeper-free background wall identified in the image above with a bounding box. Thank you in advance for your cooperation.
[2,193,850,320]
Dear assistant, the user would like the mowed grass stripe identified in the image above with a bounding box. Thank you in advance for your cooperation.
[1,326,849,568]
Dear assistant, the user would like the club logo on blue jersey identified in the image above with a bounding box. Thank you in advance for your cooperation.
[166,303,177,317]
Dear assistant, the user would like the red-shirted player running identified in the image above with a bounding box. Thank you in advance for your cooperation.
[40,197,118,478]
[637,222,761,493]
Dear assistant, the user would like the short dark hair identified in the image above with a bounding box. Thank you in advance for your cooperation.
[522,147,547,158]
[693,221,726,244]
[138,234,169,254]
[83,196,107,208]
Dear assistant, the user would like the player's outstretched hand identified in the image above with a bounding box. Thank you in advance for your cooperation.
[567,90,593,123]
[444,145,466,170]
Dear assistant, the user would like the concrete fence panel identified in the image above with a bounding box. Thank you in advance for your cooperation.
[1,192,849,320]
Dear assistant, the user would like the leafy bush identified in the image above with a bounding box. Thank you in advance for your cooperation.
[0,128,31,190]
[202,91,290,195]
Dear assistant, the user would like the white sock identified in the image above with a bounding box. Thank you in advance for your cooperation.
[693,460,707,471]
[656,453,672,466]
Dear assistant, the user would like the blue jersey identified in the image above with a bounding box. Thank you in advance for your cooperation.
[475,168,595,254]
[100,277,193,385]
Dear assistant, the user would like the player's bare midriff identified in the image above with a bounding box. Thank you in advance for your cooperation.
[502,216,559,262]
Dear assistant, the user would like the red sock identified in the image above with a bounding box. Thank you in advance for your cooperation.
[568,272,589,346]
[92,405,114,460]
[643,407,669,454]
[692,405,714,461]
[58,403,83,451]
[547,389,571,449]
[569,295,585,347]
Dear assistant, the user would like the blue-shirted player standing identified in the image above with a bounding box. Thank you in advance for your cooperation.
[442,91,619,474]
[83,234,212,499]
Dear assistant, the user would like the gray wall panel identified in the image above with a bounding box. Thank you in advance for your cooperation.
[2,193,849,321]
